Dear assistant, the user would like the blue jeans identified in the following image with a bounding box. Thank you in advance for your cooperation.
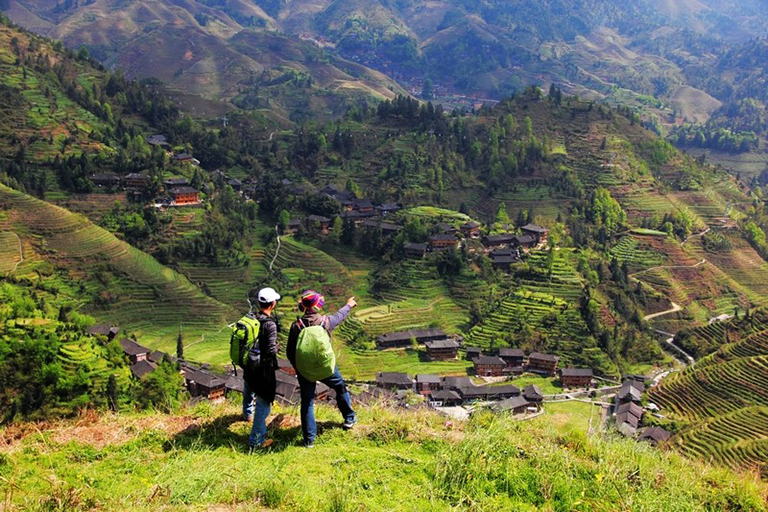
[243,380,255,418]
[248,396,271,447]
[297,367,355,444]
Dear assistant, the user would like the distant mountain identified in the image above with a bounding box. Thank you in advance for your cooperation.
[1,0,407,120]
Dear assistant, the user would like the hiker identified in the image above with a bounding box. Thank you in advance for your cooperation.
[242,287,281,449]
[287,290,358,447]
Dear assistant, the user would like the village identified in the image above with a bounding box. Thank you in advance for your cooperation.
[81,133,673,449]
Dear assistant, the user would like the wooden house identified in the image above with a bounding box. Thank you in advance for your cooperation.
[560,368,594,388]
[523,384,544,404]
[485,384,520,400]
[415,374,441,393]
[125,172,150,191]
[352,198,375,214]
[173,153,200,166]
[185,370,226,400]
[376,328,448,349]
[119,338,150,364]
[88,323,119,341]
[147,134,169,147]
[513,234,537,249]
[307,214,332,234]
[473,355,507,376]
[436,222,458,235]
[429,234,458,250]
[490,396,531,415]
[164,177,189,189]
[527,352,559,376]
[427,390,462,407]
[376,203,401,216]
[482,234,516,248]
[376,372,413,390]
[130,360,157,380]
[227,178,243,191]
[405,242,428,259]
[465,347,482,361]
[638,426,672,446]
[224,374,244,395]
[498,348,526,371]
[489,247,520,269]
[425,339,460,361]
[362,219,402,236]
[616,380,643,404]
[285,219,303,235]
[90,173,120,188]
[440,376,472,391]
[460,221,482,238]
[521,223,549,246]
[170,186,201,206]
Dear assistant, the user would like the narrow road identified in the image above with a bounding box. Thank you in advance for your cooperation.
[643,302,682,322]
[5,231,23,273]
[682,227,710,245]
[630,258,706,277]
[269,225,281,272]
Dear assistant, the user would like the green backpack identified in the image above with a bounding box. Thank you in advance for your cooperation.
[295,317,335,382]
[230,315,261,372]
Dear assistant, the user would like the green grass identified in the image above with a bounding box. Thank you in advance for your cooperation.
[510,374,562,394]
[540,400,598,432]
[2,401,766,511]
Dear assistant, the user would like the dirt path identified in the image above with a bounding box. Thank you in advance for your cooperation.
[5,231,23,273]
[269,225,281,272]
[682,227,710,245]
[630,258,706,277]
[643,302,682,321]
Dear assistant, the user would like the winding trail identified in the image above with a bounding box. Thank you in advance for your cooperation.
[643,302,682,322]
[269,225,281,272]
[630,258,706,277]
[4,231,24,273]
[682,227,710,245]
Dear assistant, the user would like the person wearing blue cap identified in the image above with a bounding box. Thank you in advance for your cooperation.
[243,287,281,449]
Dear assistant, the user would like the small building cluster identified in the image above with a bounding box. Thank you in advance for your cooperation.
[376,328,460,352]
[559,368,594,389]
[612,375,673,445]
[466,348,560,377]
[373,372,544,415]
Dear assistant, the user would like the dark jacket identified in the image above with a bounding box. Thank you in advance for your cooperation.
[244,311,279,403]
[287,305,351,367]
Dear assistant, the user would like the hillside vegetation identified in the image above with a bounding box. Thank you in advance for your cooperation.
[1,401,766,511]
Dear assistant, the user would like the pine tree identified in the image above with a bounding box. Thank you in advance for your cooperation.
[106,374,118,411]
[176,324,184,360]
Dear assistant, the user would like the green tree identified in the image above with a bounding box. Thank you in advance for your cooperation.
[331,216,343,243]
[422,78,434,100]
[278,210,290,232]
[176,325,184,360]
[495,202,510,224]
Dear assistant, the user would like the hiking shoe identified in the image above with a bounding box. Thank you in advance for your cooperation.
[248,439,274,451]
[243,414,254,422]
[303,440,315,448]
[342,417,358,430]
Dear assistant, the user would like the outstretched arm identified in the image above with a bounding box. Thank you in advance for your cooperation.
[326,297,357,332]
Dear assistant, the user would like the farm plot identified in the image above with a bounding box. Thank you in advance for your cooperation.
[674,407,768,478]
[609,236,664,268]
[0,231,22,273]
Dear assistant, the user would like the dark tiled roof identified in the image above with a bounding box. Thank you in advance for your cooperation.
[415,374,441,383]
[491,396,530,412]
[486,384,520,397]
[377,328,446,343]
[428,390,461,401]
[148,350,167,363]
[187,370,225,388]
[405,242,428,252]
[465,347,482,353]
[474,356,506,366]
[616,411,639,428]
[170,186,199,195]
[483,234,516,245]
[430,234,457,242]
[490,256,518,264]
[529,352,559,363]
[225,376,244,393]
[88,323,118,336]
[499,348,526,357]
[521,223,548,233]
[515,234,537,245]
[441,376,472,389]
[425,339,460,350]
[561,368,594,378]
[461,221,481,229]
[130,360,157,379]
[307,214,331,223]
[523,384,543,400]
[376,372,412,386]
[616,401,644,419]
[120,338,150,356]
[639,426,672,443]
[164,178,189,186]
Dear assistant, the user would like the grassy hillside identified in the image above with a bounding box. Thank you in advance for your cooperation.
[0,184,237,362]
[1,401,766,511]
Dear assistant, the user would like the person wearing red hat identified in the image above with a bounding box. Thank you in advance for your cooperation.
[287,290,358,447]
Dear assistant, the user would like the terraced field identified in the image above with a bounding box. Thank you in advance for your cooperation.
[58,338,132,396]
[0,184,236,363]
[609,235,664,268]
[649,317,768,476]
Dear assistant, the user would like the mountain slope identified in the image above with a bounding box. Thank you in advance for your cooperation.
[0,184,237,360]
[1,0,407,119]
